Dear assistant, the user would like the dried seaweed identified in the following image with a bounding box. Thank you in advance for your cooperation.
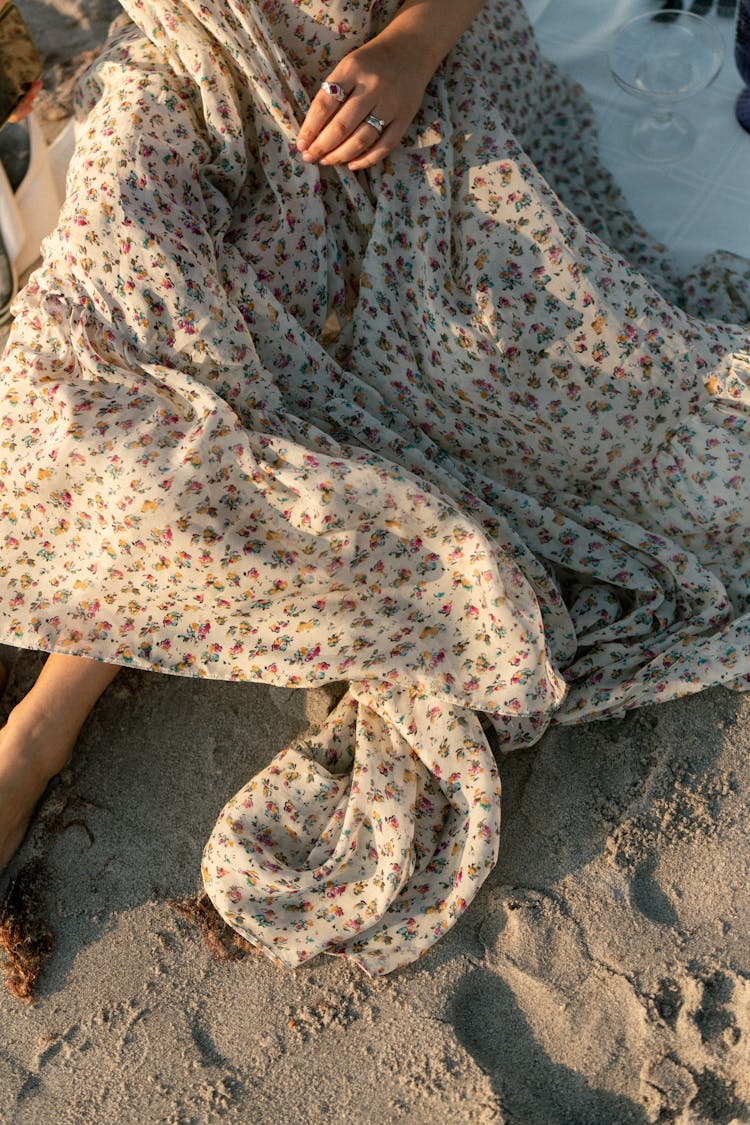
[0,861,53,1002]
[171,892,257,962]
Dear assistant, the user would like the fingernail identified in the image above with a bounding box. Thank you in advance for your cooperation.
[297,138,307,151]
[302,151,315,162]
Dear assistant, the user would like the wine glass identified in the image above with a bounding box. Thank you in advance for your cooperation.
[610,9,725,161]
[736,0,750,132]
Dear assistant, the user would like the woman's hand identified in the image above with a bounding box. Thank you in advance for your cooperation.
[297,34,432,172]
[297,0,487,171]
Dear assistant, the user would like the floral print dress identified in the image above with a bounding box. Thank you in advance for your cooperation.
[1,0,749,974]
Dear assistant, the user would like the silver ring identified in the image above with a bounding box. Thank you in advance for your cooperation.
[321,81,347,103]
[364,113,386,135]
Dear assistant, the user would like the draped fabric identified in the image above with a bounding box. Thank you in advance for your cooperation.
[0,0,749,972]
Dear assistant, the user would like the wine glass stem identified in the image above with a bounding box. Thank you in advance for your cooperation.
[652,104,673,126]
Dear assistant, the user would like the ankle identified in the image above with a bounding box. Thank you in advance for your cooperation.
[1,701,77,781]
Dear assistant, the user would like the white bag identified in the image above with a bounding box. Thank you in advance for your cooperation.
[0,110,67,279]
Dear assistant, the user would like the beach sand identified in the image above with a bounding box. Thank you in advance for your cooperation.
[1,2,749,1121]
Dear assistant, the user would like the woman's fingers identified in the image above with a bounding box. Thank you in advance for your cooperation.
[320,120,398,168]
[297,82,349,153]
[302,95,391,165]
[300,90,373,163]
[347,129,398,171]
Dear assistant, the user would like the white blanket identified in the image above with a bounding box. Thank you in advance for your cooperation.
[524,0,750,271]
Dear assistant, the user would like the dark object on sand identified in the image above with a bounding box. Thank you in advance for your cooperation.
[0,861,53,1002]
[172,893,257,962]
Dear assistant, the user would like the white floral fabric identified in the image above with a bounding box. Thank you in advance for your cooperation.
[0,0,749,973]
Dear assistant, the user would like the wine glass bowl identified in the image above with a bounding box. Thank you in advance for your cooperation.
[610,9,725,161]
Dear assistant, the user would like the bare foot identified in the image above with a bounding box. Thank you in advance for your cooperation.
[0,709,76,872]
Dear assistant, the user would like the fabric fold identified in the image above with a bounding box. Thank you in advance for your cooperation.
[203,681,502,974]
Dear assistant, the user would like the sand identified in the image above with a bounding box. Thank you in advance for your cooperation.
[1,1,749,1122]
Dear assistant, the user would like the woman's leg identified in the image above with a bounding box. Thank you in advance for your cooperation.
[0,654,119,871]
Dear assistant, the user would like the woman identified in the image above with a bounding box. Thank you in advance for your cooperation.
[0,0,748,975]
